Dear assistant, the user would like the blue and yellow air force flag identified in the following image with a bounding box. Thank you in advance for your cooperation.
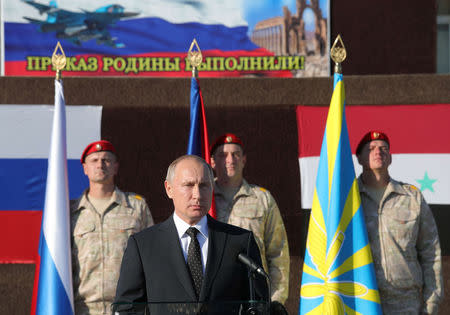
[299,73,381,314]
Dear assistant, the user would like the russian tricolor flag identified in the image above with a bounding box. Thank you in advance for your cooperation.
[187,77,210,160]
[297,103,450,209]
[0,87,101,312]
[187,76,216,218]
[0,104,101,264]
[32,79,74,314]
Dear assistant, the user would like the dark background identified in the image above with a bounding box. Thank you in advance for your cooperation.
[0,74,449,314]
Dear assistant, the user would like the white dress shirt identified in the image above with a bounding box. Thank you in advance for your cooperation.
[173,213,209,273]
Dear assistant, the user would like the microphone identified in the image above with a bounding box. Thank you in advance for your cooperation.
[237,253,268,278]
[238,252,271,313]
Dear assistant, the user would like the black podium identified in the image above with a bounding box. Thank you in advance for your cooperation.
[111,301,269,315]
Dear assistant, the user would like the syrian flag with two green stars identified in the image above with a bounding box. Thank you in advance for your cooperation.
[297,104,450,208]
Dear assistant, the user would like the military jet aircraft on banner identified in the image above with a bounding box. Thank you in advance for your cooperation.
[22,0,139,48]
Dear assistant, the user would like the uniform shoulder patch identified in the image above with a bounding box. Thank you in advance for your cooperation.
[259,187,267,192]
[134,194,143,200]
[409,185,419,191]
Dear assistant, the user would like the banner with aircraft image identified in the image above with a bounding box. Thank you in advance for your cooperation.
[1,0,330,77]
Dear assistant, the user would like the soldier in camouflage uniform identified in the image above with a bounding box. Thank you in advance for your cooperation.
[356,131,442,315]
[210,133,290,304]
[71,140,154,315]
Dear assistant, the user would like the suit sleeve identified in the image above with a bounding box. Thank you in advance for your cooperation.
[114,235,147,309]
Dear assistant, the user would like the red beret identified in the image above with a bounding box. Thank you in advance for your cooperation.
[81,140,116,163]
[210,133,244,155]
[356,131,390,155]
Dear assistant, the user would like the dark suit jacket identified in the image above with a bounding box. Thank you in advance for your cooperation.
[114,214,266,307]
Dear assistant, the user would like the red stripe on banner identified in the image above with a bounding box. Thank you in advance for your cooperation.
[297,104,450,157]
[5,49,293,78]
[0,211,42,263]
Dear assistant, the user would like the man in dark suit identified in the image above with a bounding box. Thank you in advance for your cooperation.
[114,155,267,313]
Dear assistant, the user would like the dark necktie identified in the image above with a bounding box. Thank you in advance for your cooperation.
[186,227,203,299]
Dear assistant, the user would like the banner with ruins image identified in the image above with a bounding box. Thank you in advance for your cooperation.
[2,0,329,77]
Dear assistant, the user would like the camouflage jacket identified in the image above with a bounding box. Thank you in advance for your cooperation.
[71,188,154,315]
[214,179,290,304]
[358,177,443,315]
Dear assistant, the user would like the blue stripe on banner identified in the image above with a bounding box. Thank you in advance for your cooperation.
[36,237,73,315]
[5,18,258,60]
[0,159,88,210]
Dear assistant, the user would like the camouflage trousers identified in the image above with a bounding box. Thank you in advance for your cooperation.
[75,301,112,315]
[379,287,422,315]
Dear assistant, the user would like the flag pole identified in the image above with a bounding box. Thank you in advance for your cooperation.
[186,39,216,218]
[299,35,382,313]
[188,38,202,78]
[31,42,74,315]
[330,34,347,74]
[52,41,66,81]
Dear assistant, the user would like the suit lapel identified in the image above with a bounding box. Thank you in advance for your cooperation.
[200,216,227,301]
[162,216,197,300]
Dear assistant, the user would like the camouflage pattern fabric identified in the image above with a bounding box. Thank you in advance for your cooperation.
[358,177,443,315]
[71,188,154,315]
[214,179,290,304]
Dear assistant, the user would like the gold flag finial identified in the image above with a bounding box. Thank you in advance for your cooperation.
[187,39,203,78]
[52,41,66,80]
[330,35,346,74]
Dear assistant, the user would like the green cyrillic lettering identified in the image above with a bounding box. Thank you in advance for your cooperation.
[165,58,180,71]
[41,57,52,71]
[124,57,138,74]
[113,57,126,72]
[224,57,237,71]
[102,57,114,72]
[287,56,302,70]
[236,57,248,71]
[26,56,39,71]
[262,56,275,70]
[138,57,151,71]
[152,58,164,71]
[87,57,98,71]
[250,57,263,71]
[77,57,88,71]
[213,57,225,71]
[63,57,75,71]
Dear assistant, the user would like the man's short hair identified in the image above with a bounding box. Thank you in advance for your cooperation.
[166,155,214,185]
